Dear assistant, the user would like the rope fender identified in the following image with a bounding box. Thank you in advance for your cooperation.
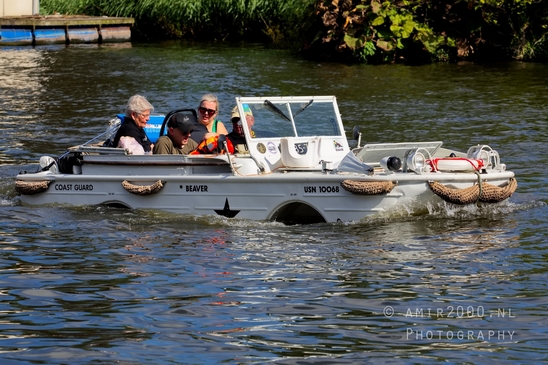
[428,177,517,205]
[341,180,397,195]
[15,180,52,195]
[122,180,166,196]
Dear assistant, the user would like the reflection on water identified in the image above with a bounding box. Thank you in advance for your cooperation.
[0,43,547,363]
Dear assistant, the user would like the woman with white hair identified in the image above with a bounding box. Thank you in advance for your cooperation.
[111,94,155,154]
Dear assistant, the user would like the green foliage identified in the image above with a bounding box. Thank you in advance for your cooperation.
[315,0,455,63]
[40,0,136,17]
[304,0,548,63]
[39,0,548,63]
[432,0,547,62]
[40,0,315,43]
[414,23,453,54]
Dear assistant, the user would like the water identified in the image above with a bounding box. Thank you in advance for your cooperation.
[1,41,547,364]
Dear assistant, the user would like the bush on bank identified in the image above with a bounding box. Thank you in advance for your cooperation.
[39,0,312,44]
[304,0,548,64]
[40,0,548,64]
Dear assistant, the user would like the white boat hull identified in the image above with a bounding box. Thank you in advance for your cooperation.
[17,168,515,223]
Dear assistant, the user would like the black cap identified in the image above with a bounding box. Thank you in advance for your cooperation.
[169,113,195,134]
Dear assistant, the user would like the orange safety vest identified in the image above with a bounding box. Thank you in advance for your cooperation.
[189,135,235,155]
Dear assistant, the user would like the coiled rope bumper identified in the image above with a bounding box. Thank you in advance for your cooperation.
[15,180,52,195]
[341,180,397,195]
[428,177,517,205]
[122,180,166,195]
[121,180,166,196]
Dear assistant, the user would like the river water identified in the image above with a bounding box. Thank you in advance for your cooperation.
[0,41,547,364]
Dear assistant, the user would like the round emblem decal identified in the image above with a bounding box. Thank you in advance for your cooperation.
[267,141,278,154]
[256,143,266,154]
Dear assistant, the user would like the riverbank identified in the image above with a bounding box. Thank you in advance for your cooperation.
[38,0,548,64]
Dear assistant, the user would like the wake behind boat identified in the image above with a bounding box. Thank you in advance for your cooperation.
[15,96,517,224]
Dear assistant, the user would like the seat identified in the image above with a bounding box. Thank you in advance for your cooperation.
[280,137,319,168]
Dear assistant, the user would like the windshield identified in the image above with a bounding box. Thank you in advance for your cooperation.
[235,96,343,139]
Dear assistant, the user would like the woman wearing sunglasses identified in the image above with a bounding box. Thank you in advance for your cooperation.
[191,93,229,143]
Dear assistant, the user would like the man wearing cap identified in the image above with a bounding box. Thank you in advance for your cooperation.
[153,112,199,155]
[227,105,255,147]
